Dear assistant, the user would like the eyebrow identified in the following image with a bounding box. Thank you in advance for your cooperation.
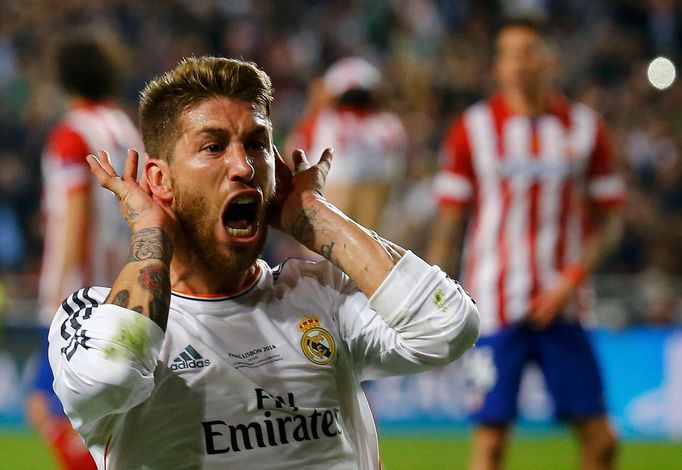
[195,124,271,138]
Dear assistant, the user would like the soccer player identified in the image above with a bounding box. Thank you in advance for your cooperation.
[286,57,407,232]
[427,18,624,470]
[47,56,480,469]
[27,34,142,470]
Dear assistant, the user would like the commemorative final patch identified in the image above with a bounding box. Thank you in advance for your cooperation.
[298,316,336,365]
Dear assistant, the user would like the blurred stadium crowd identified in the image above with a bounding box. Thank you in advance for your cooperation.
[0,0,680,325]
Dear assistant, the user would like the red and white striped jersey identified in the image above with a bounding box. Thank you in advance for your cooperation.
[433,94,625,335]
[39,101,143,322]
[287,106,407,186]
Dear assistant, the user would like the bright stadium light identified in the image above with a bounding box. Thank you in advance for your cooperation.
[647,56,676,90]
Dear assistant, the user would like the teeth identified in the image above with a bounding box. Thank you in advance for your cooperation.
[226,224,256,237]
[233,195,255,204]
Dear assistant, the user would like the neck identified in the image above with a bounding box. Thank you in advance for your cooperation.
[170,247,260,296]
[502,86,551,116]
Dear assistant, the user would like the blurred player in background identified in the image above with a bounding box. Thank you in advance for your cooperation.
[286,57,407,232]
[26,33,142,470]
[427,18,625,470]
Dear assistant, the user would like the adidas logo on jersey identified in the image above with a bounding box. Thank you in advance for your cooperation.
[170,345,211,371]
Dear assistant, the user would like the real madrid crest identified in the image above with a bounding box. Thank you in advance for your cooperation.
[299,316,336,365]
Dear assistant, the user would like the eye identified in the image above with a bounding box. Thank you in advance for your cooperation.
[245,141,267,152]
[203,143,225,154]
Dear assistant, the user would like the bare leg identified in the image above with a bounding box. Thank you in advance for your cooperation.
[25,391,53,432]
[469,424,511,470]
[571,415,618,470]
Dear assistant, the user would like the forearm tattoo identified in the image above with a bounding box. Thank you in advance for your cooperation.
[320,242,335,261]
[109,289,130,308]
[138,264,170,331]
[290,206,343,265]
[128,228,173,264]
[102,230,173,331]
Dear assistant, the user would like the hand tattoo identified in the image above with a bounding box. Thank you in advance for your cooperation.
[123,202,139,223]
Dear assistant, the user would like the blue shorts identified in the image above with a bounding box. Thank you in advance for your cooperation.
[32,326,66,416]
[468,320,606,424]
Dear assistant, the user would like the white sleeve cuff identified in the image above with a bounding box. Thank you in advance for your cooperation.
[83,304,165,372]
[369,251,442,325]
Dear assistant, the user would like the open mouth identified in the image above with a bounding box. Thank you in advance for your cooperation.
[222,194,259,238]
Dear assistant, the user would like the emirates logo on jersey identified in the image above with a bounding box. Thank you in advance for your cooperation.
[298,316,336,365]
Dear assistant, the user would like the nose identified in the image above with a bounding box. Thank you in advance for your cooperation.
[225,144,255,182]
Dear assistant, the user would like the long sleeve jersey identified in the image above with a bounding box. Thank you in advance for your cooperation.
[49,251,479,469]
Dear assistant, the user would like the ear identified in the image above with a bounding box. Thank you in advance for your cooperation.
[145,156,174,205]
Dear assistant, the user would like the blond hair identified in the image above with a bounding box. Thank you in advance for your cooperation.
[139,56,273,161]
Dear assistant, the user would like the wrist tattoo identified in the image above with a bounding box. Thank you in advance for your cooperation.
[289,207,318,247]
[129,228,173,264]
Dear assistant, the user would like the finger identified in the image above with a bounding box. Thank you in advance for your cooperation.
[86,154,123,196]
[291,149,310,173]
[122,148,140,182]
[273,145,291,174]
[97,150,118,177]
[315,147,333,181]
[273,145,284,164]
[86,153,104,175]
[527,309,545,329]
[273,146,293,192]
[139,169,151,194]
[138,152,153,194]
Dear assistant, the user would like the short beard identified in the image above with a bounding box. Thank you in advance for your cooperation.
[173,187,267,274]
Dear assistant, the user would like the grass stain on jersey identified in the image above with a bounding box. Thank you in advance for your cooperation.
[434,289,446,311]
[104,316,148,359]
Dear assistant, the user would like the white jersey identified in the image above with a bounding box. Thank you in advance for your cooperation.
[48,252,479,469]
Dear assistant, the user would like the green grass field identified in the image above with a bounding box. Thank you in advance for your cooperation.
[1,430,679,469]
[379,432,681,469]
